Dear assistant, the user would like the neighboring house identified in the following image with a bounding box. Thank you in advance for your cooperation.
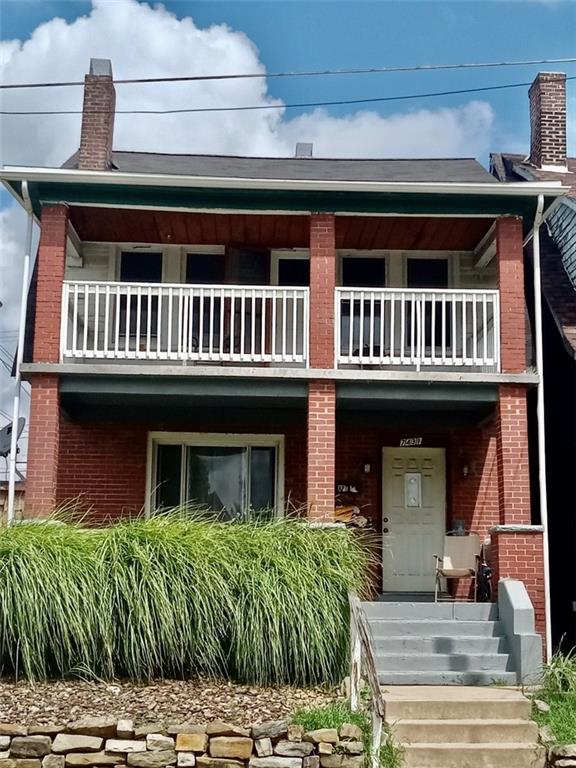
[1,60,567,656]
[491,72,576,649]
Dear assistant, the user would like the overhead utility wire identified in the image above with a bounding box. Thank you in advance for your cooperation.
[2,77,576,116]
[1,57,576,90]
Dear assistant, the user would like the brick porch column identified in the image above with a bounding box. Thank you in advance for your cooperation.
[307,214,336,520]
[307,380,336,521]
[492,384,546,640]
[496,216,526,373]
[309,213,336,369]
[25,374,61,516]
[33,204,69,363]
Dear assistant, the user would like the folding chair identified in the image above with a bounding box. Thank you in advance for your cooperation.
[434,532,481,602]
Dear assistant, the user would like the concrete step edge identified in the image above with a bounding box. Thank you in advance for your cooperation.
[390,718,536,725]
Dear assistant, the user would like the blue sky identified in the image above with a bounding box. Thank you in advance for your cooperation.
[1,0,575,159]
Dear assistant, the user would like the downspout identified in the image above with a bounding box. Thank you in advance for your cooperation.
[532,193,553,662]
[7,180,33,525]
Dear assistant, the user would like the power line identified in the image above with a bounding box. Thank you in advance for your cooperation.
[2,77,575,116]
[1,57,576,90]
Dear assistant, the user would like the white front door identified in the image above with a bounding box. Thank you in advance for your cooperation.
[382,447,446,592]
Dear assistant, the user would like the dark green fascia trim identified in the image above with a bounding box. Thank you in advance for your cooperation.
[59,374,308,404]
[30,181,555,219]
[337,381,498,408]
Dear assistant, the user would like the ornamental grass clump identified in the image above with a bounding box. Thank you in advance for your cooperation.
[0,512,371,684]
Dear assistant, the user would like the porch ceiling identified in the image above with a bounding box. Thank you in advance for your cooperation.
[68,208,310,248]
[69,206,492,251]
[335,216,492,251]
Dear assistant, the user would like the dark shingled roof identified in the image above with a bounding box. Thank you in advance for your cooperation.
[491,151,576,356]
[62,150,497,184]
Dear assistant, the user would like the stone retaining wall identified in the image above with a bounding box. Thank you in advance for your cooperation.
[0,719,366,768]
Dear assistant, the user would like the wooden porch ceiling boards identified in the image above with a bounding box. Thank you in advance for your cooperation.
[69,207,493,251]
[69,208,310,248]
[335,216,493,251]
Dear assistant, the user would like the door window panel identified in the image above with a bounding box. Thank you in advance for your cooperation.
[249,447,276,513]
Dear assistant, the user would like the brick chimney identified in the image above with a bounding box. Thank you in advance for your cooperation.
[78,58,116,170]
[528,72,567,170]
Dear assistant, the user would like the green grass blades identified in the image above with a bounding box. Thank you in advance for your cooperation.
[0,512,371,684]
[532,648,576,745]
[291,702,404,768]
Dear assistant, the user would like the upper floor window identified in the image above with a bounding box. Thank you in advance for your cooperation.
[342,256,386,287]
[406,258,448,289]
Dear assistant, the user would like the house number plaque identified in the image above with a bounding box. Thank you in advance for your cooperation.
[399,437,423,447]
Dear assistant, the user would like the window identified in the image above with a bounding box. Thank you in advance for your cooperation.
[406,257,450,350]
[186,253,225,284]
[278,258,310,286]
[119,251,163,338]
[342,256,386,287]
[340,254,386,357]
[151,434,283,520]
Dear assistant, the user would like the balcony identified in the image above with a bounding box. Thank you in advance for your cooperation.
[61,281,500,372]
[336,288,500,371]
[61,281,309,366]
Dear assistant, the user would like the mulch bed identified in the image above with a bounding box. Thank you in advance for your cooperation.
[0,679,341,725]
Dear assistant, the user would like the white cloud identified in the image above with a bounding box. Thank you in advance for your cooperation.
[0,0,495,166]
[0,0,497,476]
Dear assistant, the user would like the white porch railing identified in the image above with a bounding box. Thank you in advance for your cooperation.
[61,281,309,365]
[336,287,500,370]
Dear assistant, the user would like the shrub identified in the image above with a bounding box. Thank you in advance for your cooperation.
[0,513,372,684]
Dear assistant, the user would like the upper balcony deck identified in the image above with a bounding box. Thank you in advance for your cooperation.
[23,205,524,380]
[61,280,500,372]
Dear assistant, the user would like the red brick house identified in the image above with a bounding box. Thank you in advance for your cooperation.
[491,72,576,649]
[2,61,568,656]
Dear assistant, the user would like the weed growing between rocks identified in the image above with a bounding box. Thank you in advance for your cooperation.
[0,513,372,685]
[532,648,576,747]
[292,703,404,768]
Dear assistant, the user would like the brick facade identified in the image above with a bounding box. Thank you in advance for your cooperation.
[78,62,116,171]
[497,216,527,373]
[33,205,69,364]
[306,381,336,520]
[491,531,546,638]
[55,416,308,523]
[495,385,531,526]
[529,72,567,169]
[25,375,61,516]
[309,214,336,369]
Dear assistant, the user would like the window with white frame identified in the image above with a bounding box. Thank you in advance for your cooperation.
[150,433,283,520]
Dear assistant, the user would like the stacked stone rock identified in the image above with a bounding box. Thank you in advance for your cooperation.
[548,744,576,767]
[0,719,365,768]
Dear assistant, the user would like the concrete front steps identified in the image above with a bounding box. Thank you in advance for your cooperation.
[383,686,545,768]
[363,600,518,685]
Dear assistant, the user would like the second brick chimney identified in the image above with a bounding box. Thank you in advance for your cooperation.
[528,71,567,170]
[78,58,116,171]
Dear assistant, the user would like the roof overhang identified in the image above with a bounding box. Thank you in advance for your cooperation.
[1,166,568,220]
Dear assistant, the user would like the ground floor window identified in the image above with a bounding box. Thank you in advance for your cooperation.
[150,433,284,520]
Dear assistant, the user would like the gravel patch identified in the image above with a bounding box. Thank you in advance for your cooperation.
[0,679,341,726]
